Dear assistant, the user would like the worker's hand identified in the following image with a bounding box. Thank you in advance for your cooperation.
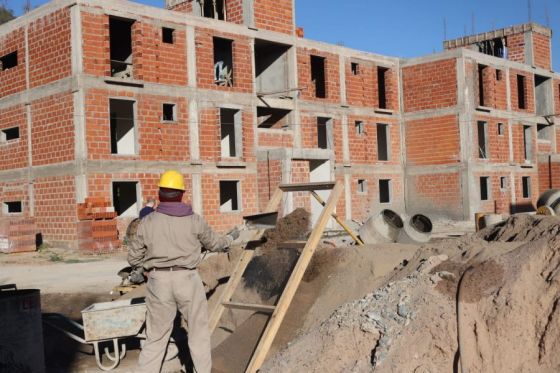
[129,268,145,284]
[227,227,240,241]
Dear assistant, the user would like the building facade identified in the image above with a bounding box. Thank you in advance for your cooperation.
[0,0,558,249]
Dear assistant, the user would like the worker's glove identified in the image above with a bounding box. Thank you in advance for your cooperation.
[129,268,145,284]
[227,227,240,241]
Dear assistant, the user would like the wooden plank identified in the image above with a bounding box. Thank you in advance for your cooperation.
[222,302,276,314]
[278,181,335,192]
[208,188,284,333]
[277,240,307,249]
[245,181,344,373]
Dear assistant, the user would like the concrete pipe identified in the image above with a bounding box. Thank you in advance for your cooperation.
[398,214,433,244]
[536,189,560,215]
[358,209,404,244]
[482,213,504,228]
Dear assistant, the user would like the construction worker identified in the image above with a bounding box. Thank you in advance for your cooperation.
[128,170,239,373]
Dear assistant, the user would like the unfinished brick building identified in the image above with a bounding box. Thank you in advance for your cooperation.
[0,0,558,250]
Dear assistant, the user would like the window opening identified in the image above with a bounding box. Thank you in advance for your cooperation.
[202,0,226,20]
[257,107,290,129]
[477,121,488,159]
[497,123,504,136]
[162,27,174,44]
[522,177,531,198]
[351,62,359,75]
[517,75,526,109]
[376,123,389,161]
[523,125,532,161]
[377,66,389,109]
[496,69,502,81]
[537,124,551,141]
[254,39,290,94]
[3,201,22,214]
[220,180,240,212]
[480,177,490,201]
[162,103,176,122]
[355,121,364,135]
[310,55,326,98]
[220,108,239,158]
[1,127,19,142]
[478,64,487,106]
[500,176,507,190]
[379,179,391,203]
[476,37,505,58]
[534,75,552,116]
[358,179,367,194]
[109,17,134,79]
[110,99,136,155]
[214,37,234,87]
[317,117,331,149]
[112,181,139,217]
[0,51,17,71]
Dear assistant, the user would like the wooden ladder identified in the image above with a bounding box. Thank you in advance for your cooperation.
[208,181,344,373]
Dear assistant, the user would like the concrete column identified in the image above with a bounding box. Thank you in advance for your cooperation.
[70,5,84,75]
[344,172,351,219]
[339,55,347,106]
[282,158,293,213]
[189,100,200,160]
[341,114,350,164]
[242,0,255,28]
[505,68,512,111]
[186,25,197,87]
[508,119,514,163]
[288,46,301,149]
[456,57,473,220]
[524,31,534,67]
[191,172,203,214]
[25,104,34,216]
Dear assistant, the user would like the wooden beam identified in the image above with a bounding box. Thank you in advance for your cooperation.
[279,181,335,192]
[222,302,276,314]
[208,188,283,333]
[245,181,344,373]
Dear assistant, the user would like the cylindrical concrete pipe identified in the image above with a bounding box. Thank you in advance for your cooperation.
[398,214,433,244]
[358,209,404,244]
[536,189,560,215]
[482,213,504,228]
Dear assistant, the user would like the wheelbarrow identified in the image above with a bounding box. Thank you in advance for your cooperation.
[43,298,178,371]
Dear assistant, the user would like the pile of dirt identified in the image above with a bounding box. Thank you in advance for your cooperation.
[261,214,560,372]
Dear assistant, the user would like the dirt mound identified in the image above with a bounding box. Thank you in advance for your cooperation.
[261,215,560,372]
[480,214,560,242]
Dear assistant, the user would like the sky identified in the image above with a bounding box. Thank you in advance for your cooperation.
[6,0,560,71]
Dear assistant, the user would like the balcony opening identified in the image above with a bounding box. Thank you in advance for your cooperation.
[109,17,134,79]
[0,51,17,71]
[254,39,290,95]
[110,99,136,155]
[376,123,389,161]
[214,37,234,87]
[162,103,176,122]
[310,55,326,98]
[522,177,531,199]
[477,121,488,159]
[257,107,290,129]
[1,126,20,142]
[162,27,174,44]
[317,117,332,149]
[480,176,490,201]
[523,125,532,161]
[534,75,552,116]
[379,179,391,203]
[517,75,526,109]
[112,181,139,217]
[377,66,389,109]
[220,108,241,158]
[3,201,22,214]
[202,0,226,20]
[219,180,240,212]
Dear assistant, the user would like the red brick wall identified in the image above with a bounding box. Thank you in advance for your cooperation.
[31,92,75,166]
[409,172,462,216]
[475,172,512,214]
[300,114,339,150]
[512,123,536,164]
[0,28,26,98]
[28,8,72,89]
[510,69,535,112]
[196,28,253,92]
[402,59,457,112]
[346,116,400,165]
[532,32,551,70]
[350,173,404,222]
[297,48,340,103]
[257,130,293,148]
[257,158,282,213]
[82,12,110,77]
[473,116,510,163]
[133,22,187,85]
[476,65,507,110]
[85,88,189,161]
[226,0,244,24]
[201,173,258,232]
[538,159,560,193]
[254,0,293,34]
[514,171,538,211]
[0,104,27,171]
[0,180,30,218]
[554,79,560,117]
[290,160,311,213]
[169,1,193,13]
[405,115,460,165]
[506,33,526,64]
[345,61,398,110]
[34,175,77,241]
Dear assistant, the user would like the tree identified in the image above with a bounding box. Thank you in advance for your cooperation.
[0,1,14,25]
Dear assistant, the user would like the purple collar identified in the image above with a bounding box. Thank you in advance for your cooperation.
[156,202,194,217]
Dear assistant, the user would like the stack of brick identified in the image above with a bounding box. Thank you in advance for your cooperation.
[0,217,37,253]
[77,197,121,254]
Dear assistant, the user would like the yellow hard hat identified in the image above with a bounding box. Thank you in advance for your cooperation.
[158,170,186,191]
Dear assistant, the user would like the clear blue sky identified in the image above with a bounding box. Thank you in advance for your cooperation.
[6,0,560,71]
